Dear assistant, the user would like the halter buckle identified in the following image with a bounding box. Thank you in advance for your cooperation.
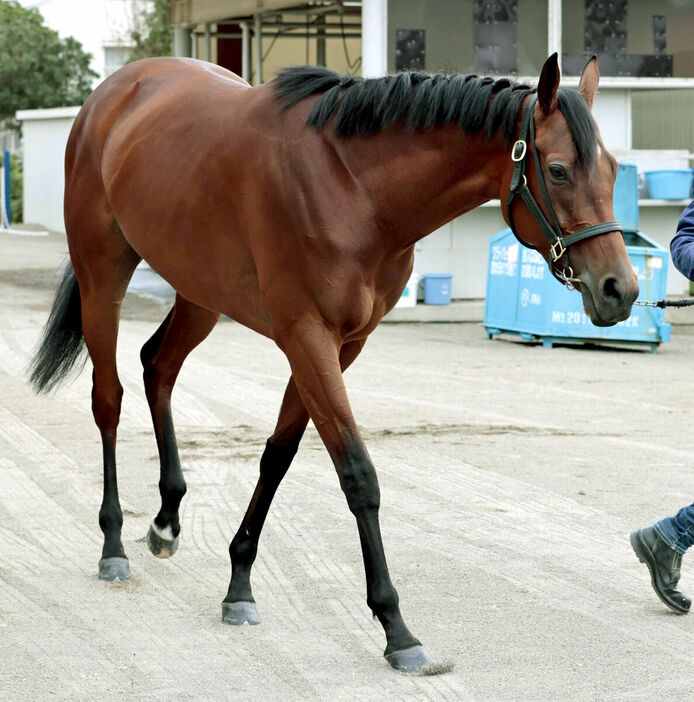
[561,266,576,290]
[511,140,527,162]
[550,239,566,262]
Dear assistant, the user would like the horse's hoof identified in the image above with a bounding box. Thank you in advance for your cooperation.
[98,557,131,582]
[221,601,261,626]
[384,645,453,676]
[147,520,180,558]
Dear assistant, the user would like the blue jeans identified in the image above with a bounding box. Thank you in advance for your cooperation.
[655,504,694,555]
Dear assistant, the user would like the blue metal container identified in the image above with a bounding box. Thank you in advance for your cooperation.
[613,162,638,232]
[422,274,453,305]
[483,228,671,352]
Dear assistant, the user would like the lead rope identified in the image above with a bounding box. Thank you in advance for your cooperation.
[634,298,694,308]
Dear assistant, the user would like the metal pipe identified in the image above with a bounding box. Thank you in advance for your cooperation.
[195,30,362,38]
[259,20,362,28]
[362,0,387,77]
[240,21,250,82]
[205,23,211,62]
[263,20,361,29]
[254,14,263,85]
[548,0,562,72]
[172,25,191,57]
[264,4,360,17]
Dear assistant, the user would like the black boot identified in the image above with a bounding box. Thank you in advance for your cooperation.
[630,526,690,614]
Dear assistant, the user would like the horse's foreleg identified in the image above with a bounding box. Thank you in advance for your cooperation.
[140,295,219,557]
[278,326,433,674]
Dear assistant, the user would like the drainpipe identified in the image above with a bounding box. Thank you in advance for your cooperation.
[172,25,191,57]
[548,0,562,72]
[254,13,263,85]
[240,21,250,82]
[362,0,387,77]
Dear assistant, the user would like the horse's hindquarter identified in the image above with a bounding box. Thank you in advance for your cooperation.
[80,59,269,333]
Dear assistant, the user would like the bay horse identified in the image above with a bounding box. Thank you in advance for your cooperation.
[29,53,637,674]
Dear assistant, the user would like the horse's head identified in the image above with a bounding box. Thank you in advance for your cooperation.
[502,54,638,327]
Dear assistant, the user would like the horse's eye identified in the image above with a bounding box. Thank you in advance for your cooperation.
[549,164,568,181]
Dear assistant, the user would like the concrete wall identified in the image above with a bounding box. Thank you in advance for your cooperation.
[414,206,506,300]
[16,107,79,233]
[632,89,694,152]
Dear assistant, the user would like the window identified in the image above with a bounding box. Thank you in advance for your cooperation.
[388,0,549,76]
[103,45,131,77]
[563,0,694,78]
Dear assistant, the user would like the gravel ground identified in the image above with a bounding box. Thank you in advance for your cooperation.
[2,229,694,701]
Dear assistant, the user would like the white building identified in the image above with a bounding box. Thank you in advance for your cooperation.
[19,0,152,83]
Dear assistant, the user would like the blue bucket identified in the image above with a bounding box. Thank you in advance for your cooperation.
[644,170,694,200]
[422,274,452,305]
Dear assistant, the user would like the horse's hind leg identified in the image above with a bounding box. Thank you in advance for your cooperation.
[72,236,141,581]
[140,295,220,557]
[222,376,309,624]
[222,340,363,625]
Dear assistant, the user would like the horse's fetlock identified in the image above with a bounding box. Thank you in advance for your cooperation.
[99,506,123,534]
[160,479,187,502]
[367,584,400,619]
[230,533,257,566]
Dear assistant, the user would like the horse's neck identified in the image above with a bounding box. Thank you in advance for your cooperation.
[334,126,508,247]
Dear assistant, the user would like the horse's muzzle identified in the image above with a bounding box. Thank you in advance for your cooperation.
[581,270,639,326]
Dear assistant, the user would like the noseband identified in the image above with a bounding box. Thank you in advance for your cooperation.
[505,94,622,289]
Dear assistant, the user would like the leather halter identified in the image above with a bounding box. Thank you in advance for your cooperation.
[505,94,622,288]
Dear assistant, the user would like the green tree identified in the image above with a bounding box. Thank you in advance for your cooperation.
[128,0,172,62]
[0,1,96,126]
[9,152,22,223]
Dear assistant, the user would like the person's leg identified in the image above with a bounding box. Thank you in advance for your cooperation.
[631,507,692,615]
[654,503,694,555]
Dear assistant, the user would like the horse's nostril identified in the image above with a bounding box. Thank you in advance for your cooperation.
[601,276,623,305]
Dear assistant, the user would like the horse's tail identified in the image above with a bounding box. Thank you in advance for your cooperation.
[29,262,87,393]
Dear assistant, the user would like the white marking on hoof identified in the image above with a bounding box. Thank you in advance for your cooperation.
[147,519,180,558]
[150,520,174,541]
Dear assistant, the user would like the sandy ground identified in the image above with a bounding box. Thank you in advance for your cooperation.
[2,229,694,701]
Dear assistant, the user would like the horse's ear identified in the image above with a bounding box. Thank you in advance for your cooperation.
[537,53,560,113]
[578,54,599,109]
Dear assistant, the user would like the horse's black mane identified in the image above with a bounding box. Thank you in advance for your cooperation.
[273,66,596,166]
